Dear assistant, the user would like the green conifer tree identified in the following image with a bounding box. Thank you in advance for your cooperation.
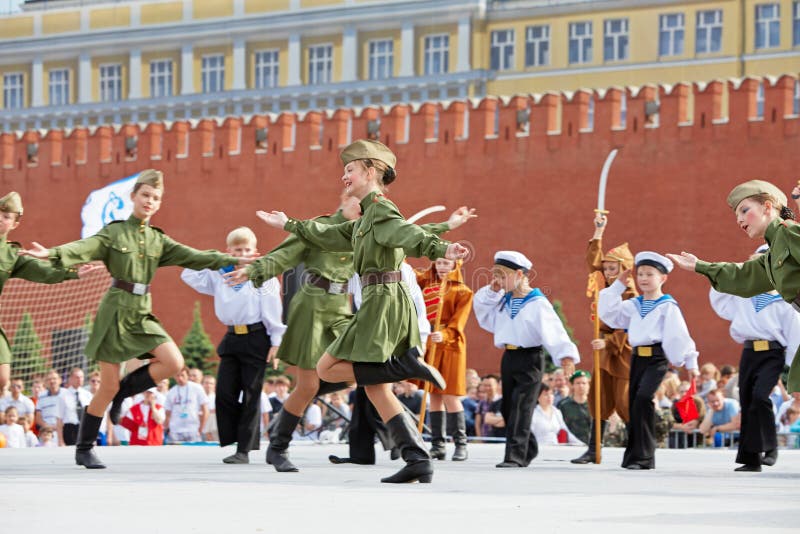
[11,312,47,383]
[180,302,216,374]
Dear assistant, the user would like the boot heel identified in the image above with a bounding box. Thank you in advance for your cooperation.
[418,474,433,483]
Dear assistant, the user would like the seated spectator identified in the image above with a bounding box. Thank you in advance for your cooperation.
[604,412,627,447]
[188,368,204,384]
[699,389,741,444]
[0,406,26,447]
[37,426,57,448]
[531,384,582,446]
[394,381,422,415]
[778,405,800,433]
[475,375,504,438]
[461,385,479,437]
[719,365,739,401]
[658,373,681,409]
[268,376,291,413]
[164,367,209,443]
[294,400,322,441]
[465,368,480,389]
[321,391,351,432]
[557,370,591,444]
[551,369,570,406]
[21,413,38,448]
[770,378,790,413]
[697,363,719,401]
[121,388,166,446]
[0,377,35,418]
[35,370,68,445]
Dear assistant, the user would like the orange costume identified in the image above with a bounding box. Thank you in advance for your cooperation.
[412,262,473,396]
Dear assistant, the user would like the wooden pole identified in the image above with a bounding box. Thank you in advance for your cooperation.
[417,275,448,433]
[587,270,605,464]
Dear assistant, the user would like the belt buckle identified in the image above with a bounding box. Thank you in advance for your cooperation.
[328,282,344,294]
[233,324,248,335]
[505,344,519,350]
[132,283,147,295]
[753,340,770,352]
[638,346,653,357]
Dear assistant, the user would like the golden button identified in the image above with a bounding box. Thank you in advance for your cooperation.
[139,254,144,258]
[340,256,347,261]
[139,241,144,245]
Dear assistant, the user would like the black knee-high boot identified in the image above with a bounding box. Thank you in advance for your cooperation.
[448,411,468,461]
[75,413,106,469]
[381,412,433,484]
[353,350,446,390]
[109,365,156,425]
[429,411,446,460]
[266,410,300,472]
[571,420,607,464]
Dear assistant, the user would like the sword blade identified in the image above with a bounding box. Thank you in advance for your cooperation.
[406,205,446,224]
[596,149,618,212]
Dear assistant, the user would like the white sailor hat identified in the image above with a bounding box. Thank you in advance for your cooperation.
[634,251,673,274]
[494,251,532,273]
[754,244,769,254]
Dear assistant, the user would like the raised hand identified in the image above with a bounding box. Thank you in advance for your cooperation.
[18,241,49,259]
[223,268,250,287]
[666,252,699,272]
[447,207,477,230]
[445,242,470,260]
[255,210,289,229]
[594,212,607,228]
[617,268,633,286]
[267,346,280,370]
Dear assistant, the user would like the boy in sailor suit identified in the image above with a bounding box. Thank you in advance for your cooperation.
[599,251,699,470]
[709,244,800,472]
[181,227,286,464]
[474,251,579,468]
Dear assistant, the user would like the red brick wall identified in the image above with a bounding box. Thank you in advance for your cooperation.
[2,75,799,376]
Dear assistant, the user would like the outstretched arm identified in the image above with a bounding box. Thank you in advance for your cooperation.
[669,252,773,298]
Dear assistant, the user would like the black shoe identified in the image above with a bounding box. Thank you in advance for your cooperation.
[571,450,596,464]
[762,449,778,467]
[223,452,249,464]
[381,412,434,483]
[429,411,446,460]
[328,455,374,465]
[266,411,300,473]
[572,419,605,464]
[734,464,762,472]
[75,413,106,469]
[624,464,650,470]
[109,366,156,425]
[495,461,523,468]
[353,349,446,390]
[447,412,468,462]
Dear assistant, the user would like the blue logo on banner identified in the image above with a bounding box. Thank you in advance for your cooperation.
[101,192,125,225]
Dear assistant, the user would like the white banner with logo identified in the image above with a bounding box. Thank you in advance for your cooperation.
[80,173,139,238]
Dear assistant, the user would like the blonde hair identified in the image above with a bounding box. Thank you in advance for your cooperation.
[662,373,681,399]
[226,226,257,247]
[700,363,720,381]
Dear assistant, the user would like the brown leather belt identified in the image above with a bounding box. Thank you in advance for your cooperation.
[111,278,150,295]
[306,274,349,294]
[361,270,402,286]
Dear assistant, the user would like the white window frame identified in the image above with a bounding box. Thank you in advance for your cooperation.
[585,96,595,131]
[308,44,333,85]
[99,63,122,102]
[603,18,629,62]
[368,39,394,81]
[525,25,550,67]
[755,82,765,119]
[755,3,781,49]
[201,54,225,94]
[696,10,723,54]
[792,1,800,47]
[3,72,24,110]
[424,34,450,75]
[794,79,800,116]
[569,21,593,65]
[659,13,685,57]
[149,59,173,98]
[48,68,70,106]
[619,92,627,129]
[255,49,280,89]
[490,29,515,71]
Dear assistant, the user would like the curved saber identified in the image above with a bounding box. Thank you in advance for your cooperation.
[596,149,618,213]
[407,205,446,224]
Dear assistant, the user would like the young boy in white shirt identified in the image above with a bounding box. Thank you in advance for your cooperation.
[181,227,285,463]
[0,406,26,447]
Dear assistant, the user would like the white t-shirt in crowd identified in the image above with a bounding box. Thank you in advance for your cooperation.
[165,382,208,434]
[0,423,27,448]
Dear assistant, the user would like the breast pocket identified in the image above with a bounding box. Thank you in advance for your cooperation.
[772,248,791,270]
[108,243,133,274]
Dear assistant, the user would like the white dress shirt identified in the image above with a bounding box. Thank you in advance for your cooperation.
[0,394,35,417]
[473,286,580,365]
[59,386,94,425]
[181,268,286,346]
[599,280,698,370]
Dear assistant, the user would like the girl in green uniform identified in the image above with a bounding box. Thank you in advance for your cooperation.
[21,170,246,469]
[257,140,469,483]
[668,180,800,395]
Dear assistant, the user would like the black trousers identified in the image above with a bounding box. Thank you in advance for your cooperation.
[623,354,668,469]
[346,386,392,463]
[500,348,544,467]
[215,330,270,452]
[63,423,79,446]
[736,346,784,465]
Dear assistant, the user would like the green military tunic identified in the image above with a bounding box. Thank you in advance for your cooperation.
[695,217,800,392]
[284,191,451,363]
[48,215,237,364]
[0,238,78,365]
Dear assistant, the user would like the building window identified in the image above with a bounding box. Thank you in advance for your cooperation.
[308,44,333,85]
[659,14,685,57]
[150,60,173,98]
[569,21,593,64]
[755,4,780,49]
[525,25,550,67]
[603,18,629,62]
[3,72,24,110]
[620,92,627,128]
[255,49,279,89]
[586,96,595,130]
[368,40,394,80]
[696,10,723,54]
[202,55,225,93]
[424,34,449,75]
[99,64,122,102]
[795,79,800,115]
[48,69,69,106]
[793,1,800,46]
[490,29,515,71]
[755,82,765,119]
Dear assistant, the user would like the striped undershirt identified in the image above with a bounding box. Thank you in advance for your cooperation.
[509,297,526,319]
[751,293,782,312]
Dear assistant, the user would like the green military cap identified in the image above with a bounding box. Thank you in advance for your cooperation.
[135,169,164,190]
[340,139,397,169]
[726,180,787,210]
[0,191,23,216]
[569,369,591,383]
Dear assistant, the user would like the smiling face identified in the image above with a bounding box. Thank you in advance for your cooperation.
[130,184,162,220]
[735,197,776,239]
[636,265,667,294]
[341,160,377,199]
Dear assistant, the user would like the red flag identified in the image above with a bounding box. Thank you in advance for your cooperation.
[675,378,700,422]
